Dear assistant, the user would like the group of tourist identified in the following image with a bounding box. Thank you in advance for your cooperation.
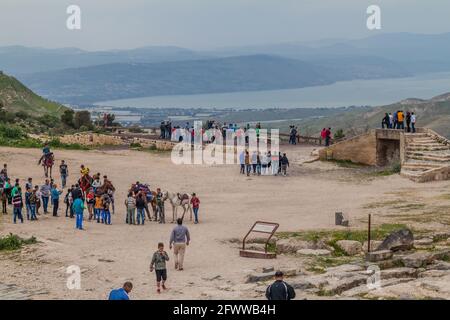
[381,110,417,132]
[239,150,290,176]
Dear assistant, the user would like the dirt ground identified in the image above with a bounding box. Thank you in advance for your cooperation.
[0,145,449,300]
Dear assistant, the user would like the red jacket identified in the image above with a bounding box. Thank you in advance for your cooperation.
[190,197,200,208]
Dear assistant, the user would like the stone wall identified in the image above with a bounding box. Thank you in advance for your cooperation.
[319,131,378,165]
[59,133,123,146]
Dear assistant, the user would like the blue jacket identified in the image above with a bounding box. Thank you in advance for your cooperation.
[51,188,62,201]
[72,198,84,214]
[108,288,129,300]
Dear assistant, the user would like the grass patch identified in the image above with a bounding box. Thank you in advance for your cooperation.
[278,224,408,257]
[331,159,367,169]
[369,163,402,177]
[0,233,37,251]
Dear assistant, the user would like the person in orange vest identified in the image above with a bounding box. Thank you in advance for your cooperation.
[397,110,404,130]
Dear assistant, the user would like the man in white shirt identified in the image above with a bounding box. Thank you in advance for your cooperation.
[411,112,417,133]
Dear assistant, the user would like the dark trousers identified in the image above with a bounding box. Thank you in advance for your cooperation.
[412,123,416,133]
[52,199,59,216]
[1,198,6,214]
[240,164,245,174]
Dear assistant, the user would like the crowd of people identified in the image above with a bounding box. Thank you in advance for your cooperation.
[239,150,290,176]
[381,110,417,132]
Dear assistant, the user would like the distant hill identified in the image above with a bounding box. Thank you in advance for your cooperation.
[0,45,209,75]
[293,93,450,138]
[18,54,408,104]
[0,71,66,116]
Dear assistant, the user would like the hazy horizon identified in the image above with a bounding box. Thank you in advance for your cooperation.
[1,0,450,51]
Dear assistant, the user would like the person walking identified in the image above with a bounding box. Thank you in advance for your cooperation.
[85,188,94,220]
[169,218,190,271]
[72,196,85,230]
[190,193,200,224]
[125,192,136,225]
[280,153,290,176]
[251,151,258,175]
[51,184,63,217]
[411,112,417,133]
[108,282,133,300]
[265,271,296,301]
[150,242,170,294]
[40,179,51,214]
[59,160,69,189]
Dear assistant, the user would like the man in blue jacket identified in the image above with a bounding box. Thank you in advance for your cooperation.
[108,282,133,300]
[72,196,85,230]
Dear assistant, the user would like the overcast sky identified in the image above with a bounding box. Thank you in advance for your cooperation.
[1,0,449,50]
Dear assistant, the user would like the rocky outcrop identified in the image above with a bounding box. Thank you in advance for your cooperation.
[377,229,414,252]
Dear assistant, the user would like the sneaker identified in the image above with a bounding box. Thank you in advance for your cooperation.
[162,284,167,290]
[157,288,161,294]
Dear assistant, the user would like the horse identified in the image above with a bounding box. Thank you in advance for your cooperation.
[38,153,54,178]
[163,191,192,223]
[78,174,93,199]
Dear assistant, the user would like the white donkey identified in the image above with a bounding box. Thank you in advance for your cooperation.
[163,191,193,223]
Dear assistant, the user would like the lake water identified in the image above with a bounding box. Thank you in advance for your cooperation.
[95,72,450,109]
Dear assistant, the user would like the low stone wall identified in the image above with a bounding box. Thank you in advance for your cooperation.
[319,131,377,165]
[59,133,123,146]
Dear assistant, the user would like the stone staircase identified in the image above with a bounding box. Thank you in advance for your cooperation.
[401,131,450,182]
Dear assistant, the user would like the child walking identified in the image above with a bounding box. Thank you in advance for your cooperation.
[150,242,170,294]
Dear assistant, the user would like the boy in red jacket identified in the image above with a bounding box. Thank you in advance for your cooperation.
[190,193,200,224]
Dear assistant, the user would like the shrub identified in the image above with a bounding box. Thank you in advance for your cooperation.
[0,233,37,251]
[334,129,346,140]
[0,123,24,139]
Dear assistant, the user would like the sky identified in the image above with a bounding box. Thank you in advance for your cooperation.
[1,0,449,50]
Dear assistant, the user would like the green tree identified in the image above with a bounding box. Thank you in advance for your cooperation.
[73,110,92,129]
[61,109,75,127]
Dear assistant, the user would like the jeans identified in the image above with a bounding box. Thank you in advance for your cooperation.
[240,164,245,174]
[94,208,102,221]
[256,165,261,175]
[30,204,37,220]
[61,174,67,188]
[412,123,416,133]
[246,164,252,176]
[42,196,49,213]
[13,207,23,223]
[26,203,31,220]
[52,199,59,216]
[103,210,111,225]
[137,207,145,225]
[76,212,83,229]
[193,207,199,223]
